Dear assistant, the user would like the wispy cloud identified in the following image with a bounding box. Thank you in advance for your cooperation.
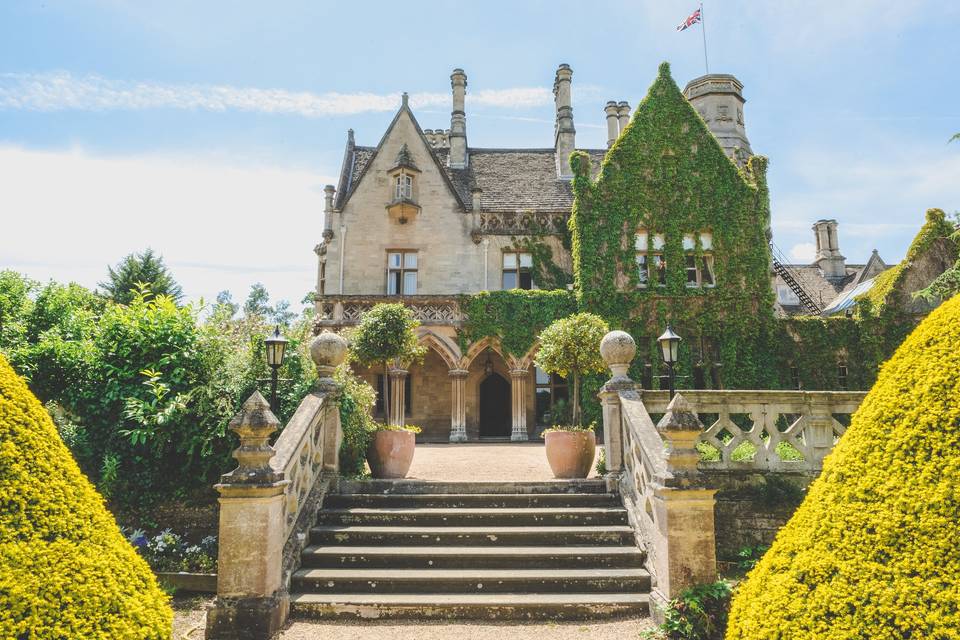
[0,72,561,116]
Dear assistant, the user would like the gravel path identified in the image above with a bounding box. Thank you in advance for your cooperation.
[405,442,600,482]
[276,618,654,639]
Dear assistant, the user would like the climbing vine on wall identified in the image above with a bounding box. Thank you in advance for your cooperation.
[569,62,779,390]
[457,290,575,358]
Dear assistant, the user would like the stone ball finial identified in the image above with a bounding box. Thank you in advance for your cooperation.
[310,331,348,383]
[600,330,636,381]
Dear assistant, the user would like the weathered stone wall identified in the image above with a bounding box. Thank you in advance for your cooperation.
[703,470,814,568]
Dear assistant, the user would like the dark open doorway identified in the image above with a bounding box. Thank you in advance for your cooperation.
[479,373,511,438]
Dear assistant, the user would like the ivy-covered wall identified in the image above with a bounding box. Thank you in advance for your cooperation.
[569,61,779,390]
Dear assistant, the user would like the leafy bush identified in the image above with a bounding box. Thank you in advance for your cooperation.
[646,581,733,640]
[372,423,422,434]
[0,354,172,637]
[727,293,960,639]
[535,312,609,426]
[336,363,376,477]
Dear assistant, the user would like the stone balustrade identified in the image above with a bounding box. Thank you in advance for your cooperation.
[206,331,348,640]
[315,294,464,328]
[639,389,866,472]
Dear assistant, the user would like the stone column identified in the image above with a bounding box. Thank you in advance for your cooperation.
[206,392,290,640]
[388,367,408,427]
[599,330,637,476]
[650,393,718,611]
[510,368,529,441]
[805,399,835,469]
[311,331,349,471]
[449,369,469,442]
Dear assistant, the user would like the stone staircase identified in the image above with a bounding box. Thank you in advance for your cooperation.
[289,479,650,620]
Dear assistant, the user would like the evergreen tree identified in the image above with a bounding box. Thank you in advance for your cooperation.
[100,249,183,305]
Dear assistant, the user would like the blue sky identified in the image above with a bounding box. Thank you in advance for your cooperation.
[1,0,958,309]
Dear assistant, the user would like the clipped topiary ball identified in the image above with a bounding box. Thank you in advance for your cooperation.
[0,354,172,638]
[727,294,960,639]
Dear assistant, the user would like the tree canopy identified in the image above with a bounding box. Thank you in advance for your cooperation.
[99,248,183,305]
[535,312,609,426]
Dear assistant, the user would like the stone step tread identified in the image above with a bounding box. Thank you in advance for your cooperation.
[338,479,609,495]
[302,545,643,557]
[290,592,649,605]
[322,507,627,515]
[311,525,634,534]
[330,493,619,500]
[294,568,648,580]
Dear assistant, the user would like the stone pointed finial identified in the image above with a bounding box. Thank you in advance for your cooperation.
[310,331,348,391]
[600,330,636,388]
[223,391,281,484]
[656,392,704,433]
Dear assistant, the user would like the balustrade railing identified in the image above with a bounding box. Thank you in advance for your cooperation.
[315,295,464,327]
[639,389,865,472]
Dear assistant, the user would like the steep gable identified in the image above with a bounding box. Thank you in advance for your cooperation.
[337,98,467,213]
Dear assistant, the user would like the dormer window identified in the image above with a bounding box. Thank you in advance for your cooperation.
[386,143,421,224]
[395,174,413,200]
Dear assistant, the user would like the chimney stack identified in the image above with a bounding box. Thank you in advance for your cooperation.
[604,101,619,148]
[617,101,631,134]
[449,68,468,168]
[812,219,846,279]
[322,184,336,240]
[553,64,576,178]
[683,74,752,165]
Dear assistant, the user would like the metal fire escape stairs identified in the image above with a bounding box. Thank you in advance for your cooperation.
[770,243,821,314]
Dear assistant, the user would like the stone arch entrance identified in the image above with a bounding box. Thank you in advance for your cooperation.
[479,373,511,438]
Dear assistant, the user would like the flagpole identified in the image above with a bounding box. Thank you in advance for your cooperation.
[700,2,710,74]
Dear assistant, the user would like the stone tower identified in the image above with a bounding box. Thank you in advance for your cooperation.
[683,74,752,164]
[812,219,847,279]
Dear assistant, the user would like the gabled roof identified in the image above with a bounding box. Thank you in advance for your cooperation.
[334,99,468,212]
[335,143,606,213]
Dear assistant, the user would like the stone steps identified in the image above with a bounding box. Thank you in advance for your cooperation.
[315,506,629,527]
[300,544,645,569]
[324,492,621,509]
[289,592,649,621]
[292,567,651,594]
[289,480,647,620]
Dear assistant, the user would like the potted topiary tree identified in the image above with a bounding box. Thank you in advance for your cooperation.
[349,303,426,479]
[535,312,609,478]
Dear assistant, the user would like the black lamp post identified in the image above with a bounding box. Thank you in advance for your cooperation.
[657,325,682,399]
[264,326,288,414]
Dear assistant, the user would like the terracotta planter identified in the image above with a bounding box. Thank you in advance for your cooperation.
[367,429,416,479]
[544,430,596,479]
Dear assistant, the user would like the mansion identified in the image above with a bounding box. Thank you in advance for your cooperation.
[312,63,946,442]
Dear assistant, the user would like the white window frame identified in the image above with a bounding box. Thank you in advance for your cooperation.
[683,231,716,288]
[395,174,413,200]
[387,250,418,295]
[502,251,534,290]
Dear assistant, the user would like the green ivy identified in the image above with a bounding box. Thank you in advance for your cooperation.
[457,289,575,357]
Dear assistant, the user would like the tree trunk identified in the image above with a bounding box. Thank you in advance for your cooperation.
[383,361,390,425]
[572,371,581,427]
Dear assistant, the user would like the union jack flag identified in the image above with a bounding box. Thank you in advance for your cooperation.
[676,7,702,31]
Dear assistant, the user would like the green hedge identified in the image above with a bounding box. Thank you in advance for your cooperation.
[0,354,172,638]
[727,293,960,638]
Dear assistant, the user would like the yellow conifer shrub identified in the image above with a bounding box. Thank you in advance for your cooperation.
[0,355,172,639]
[727,294,960,639]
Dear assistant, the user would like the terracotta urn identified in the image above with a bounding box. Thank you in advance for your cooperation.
[544,430,596,479]
[367,429,416,479]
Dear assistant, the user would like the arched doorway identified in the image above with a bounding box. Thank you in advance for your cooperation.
[479,373,511,438]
